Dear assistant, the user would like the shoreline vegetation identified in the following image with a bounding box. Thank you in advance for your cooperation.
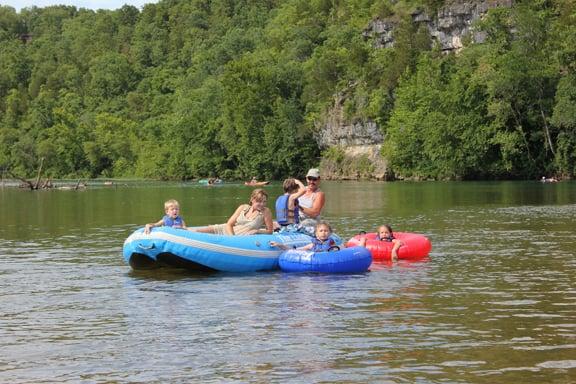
[1,1,575,182]
[1,157,568,190]
[2,174,568,190]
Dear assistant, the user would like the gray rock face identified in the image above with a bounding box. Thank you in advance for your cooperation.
[316,119,382,148]
[315,92,384,148]
[315,97,388,179]
[363,0,513,51]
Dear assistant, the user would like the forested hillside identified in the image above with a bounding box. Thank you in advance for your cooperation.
[1,0,574,180]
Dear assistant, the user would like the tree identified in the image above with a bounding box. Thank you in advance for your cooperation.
[83,113,137,177]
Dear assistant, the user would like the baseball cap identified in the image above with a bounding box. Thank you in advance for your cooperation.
[306,168,320,178]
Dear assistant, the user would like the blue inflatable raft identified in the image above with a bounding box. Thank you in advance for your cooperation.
[279,246,372,273]
[123,227,341,273]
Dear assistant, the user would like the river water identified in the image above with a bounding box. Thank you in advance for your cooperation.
[1,180,575,383]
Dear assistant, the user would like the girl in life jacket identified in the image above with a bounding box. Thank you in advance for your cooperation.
[376,224,403,261]
[271,221,366,252]
[274,178,306,231]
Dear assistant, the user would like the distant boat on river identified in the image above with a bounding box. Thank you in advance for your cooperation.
[244,181,270,186]
[244,177,270,186]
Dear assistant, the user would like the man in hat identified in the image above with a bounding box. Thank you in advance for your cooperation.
[297,168,326,234]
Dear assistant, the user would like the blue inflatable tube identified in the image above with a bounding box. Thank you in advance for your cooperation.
[279,246,372,273]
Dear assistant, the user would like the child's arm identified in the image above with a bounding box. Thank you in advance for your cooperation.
[269,241,314,251]
[292,179,306,198]
[269,241,289,250]
[298,242,314,251]
[289,181,306,209]
[391,239,403,261]
[144,219,164,234]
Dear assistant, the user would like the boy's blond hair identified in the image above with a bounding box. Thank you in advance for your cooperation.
[164,199,180,210]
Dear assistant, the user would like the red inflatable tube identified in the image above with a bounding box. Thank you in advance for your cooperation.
[346,232,432,261]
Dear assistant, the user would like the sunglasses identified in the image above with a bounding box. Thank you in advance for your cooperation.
[307,176,318,181]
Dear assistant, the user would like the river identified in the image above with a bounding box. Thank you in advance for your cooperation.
[1,180,575,383]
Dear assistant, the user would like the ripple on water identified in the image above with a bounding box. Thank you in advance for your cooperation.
[440,360,487,367]
[537,360,576,369]
[489,300,540,305]
[513,344,576,351]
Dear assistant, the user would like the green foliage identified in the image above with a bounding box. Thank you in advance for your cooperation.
[320,146,375,179]
[83,113,137,177]
[551,74,576,130]
[0,0,575,180]
[551,74,576,176]
[218,51,315,179]
[322,146,346,164]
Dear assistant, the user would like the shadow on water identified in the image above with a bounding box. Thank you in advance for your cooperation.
[125,263,295,282]
[126,262,420,283]
[369,256,432,271]
[127,267,220,282]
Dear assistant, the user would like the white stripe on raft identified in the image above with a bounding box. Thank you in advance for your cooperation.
[124,231,305,259]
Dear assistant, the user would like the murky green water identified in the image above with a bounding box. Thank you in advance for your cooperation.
[1,180,575,383]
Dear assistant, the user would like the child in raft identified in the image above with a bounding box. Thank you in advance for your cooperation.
[375,224,403,261]
[271,221,366,252]
[144,199,187,234]
[274,177,306,232]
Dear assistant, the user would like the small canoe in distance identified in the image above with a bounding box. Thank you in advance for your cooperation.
[244,181,270,186]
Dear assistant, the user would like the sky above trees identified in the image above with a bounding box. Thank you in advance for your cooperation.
[1,0,158,12]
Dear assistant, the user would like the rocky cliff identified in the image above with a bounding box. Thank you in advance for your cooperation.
[316,94,388,180]
[317,0,513,180]
[364,0,513,52]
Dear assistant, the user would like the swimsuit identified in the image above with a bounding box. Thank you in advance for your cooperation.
[212,205,265,235]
